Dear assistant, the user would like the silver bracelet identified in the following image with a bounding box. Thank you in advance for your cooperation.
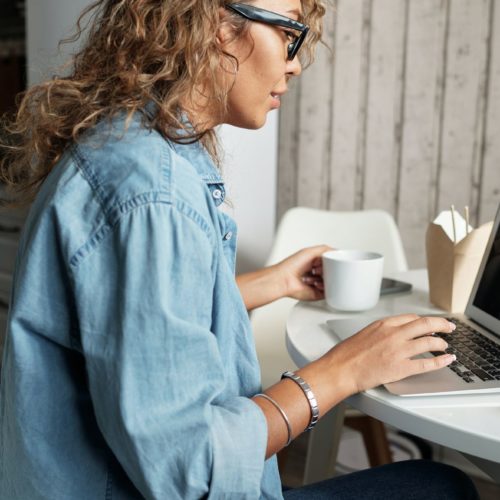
[281,371,319,431]
[254,393,292,447]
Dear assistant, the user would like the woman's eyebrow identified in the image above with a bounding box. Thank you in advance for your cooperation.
[286,8,303,20]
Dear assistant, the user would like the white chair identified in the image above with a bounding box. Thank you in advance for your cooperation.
[253,207,408,389]
[251,207,408,484]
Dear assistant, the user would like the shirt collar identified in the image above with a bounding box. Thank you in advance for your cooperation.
[171,140,223,185]
[144,102,224,185]
[171,141,226,207]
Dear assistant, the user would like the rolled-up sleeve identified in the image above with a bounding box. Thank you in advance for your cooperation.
[71,201,268,499]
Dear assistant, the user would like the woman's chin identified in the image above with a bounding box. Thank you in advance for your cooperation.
[225,110,268,130]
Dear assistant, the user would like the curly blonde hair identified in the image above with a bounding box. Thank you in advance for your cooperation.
[0,0,326,205]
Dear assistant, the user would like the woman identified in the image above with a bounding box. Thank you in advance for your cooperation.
[0,1,479,498]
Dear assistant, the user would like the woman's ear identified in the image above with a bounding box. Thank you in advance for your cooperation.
[216,7,233,46]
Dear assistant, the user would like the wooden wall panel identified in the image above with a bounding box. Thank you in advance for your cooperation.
[362,0,406,214]
[397,0,447,265]
[480,0,500,223]
[327,0,365,210]
[278,0,500,267]
[437,0,491,223]
[295,6,336,209]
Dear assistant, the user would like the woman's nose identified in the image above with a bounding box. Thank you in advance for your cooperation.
[287,55,302,77]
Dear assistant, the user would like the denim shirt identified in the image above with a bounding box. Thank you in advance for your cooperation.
[0,113,282,499]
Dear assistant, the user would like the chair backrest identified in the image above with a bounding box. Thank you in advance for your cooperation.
[266,207,408,272]
[252,207,408,389]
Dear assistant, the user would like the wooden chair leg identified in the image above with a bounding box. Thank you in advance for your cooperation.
[344,415,393,467]
[302,402,346,485]
[277,447,289,475]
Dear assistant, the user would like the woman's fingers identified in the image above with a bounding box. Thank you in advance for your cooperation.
[301,277,325,291]
[408,352,456,376]
[301,275,322,286]
[303,255,325,288]
[398,316,455,340]
[310,263,323,276]
[406,334,449,358]
[309,266,323,276]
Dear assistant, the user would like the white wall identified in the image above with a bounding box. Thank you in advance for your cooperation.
[26,0,278,273]
[219,119,277,273]
[26,0,87,85]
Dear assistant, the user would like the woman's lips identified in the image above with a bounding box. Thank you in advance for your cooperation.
[270,93,282,109]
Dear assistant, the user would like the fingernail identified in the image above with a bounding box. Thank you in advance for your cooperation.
[449,354,456,362]
[448,322,456,331]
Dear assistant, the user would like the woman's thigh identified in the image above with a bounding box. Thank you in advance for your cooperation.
[283,460,479,500]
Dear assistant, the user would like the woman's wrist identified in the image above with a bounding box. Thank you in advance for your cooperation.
[267,262,291,299]
[254,354,355,458]
[236,264,288,310]
[296,354,357,414]
[281,371,319,430]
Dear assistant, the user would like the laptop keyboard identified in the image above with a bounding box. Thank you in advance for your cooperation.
[431,319,500,384]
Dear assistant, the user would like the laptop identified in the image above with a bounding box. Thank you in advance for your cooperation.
[327,204,500,397]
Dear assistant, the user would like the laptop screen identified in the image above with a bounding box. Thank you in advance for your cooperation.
[472,223,500,320]
[466,203,500,335]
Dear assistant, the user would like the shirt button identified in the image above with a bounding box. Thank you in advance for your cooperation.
[223,231,233,241]
[212,189,222,200]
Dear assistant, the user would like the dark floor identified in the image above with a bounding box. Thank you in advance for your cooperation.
[280,431,500,500]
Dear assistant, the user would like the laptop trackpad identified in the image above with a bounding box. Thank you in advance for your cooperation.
[326,317,381,341]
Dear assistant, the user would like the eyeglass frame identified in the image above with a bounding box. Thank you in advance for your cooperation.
[225,3,310,61]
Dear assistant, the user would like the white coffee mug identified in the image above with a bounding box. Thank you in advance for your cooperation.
[322,250,384,311]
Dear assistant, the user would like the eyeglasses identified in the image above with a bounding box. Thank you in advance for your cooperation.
[225,3,310,61]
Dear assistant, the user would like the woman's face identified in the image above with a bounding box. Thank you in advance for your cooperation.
[222,0,303,129]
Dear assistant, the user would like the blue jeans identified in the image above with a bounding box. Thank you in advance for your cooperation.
[283,460,479,499]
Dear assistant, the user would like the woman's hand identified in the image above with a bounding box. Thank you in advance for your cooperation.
[265,313,457,456]
[236,245,331,310]
[274,245,331,301]
[312,314,456,398]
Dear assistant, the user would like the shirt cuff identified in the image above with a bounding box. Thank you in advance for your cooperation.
[208,397,268,499]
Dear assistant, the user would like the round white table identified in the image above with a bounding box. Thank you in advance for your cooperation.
[286,269,500,483]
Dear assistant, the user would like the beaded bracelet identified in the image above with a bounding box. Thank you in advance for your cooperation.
[254,393,292,446]
[281,371,319,431]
